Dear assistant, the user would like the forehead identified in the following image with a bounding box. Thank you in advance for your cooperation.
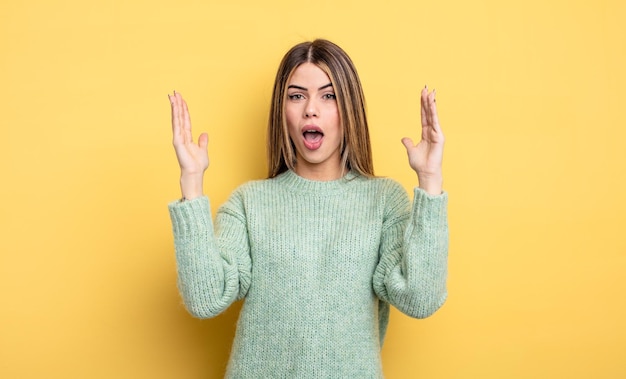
[288,63,331,86]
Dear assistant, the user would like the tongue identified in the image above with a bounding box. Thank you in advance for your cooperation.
[304,131,323,143]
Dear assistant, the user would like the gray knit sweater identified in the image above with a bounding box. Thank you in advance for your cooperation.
[168,170,448,378]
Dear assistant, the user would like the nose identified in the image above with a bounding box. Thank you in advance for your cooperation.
[304,98,318,118]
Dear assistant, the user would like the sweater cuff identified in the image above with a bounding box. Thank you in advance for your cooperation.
[168,196,213,238]
[412,188,448,230]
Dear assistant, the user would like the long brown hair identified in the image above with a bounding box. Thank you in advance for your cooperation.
[267,39,374,178]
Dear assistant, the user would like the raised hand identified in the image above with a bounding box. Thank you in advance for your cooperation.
[401,86,445,195]
[168,91,209,200]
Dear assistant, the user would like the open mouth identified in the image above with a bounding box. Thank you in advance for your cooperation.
[303,129,324,143]
[302,128,324,150]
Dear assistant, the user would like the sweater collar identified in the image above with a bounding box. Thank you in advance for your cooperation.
[275,169,361,195]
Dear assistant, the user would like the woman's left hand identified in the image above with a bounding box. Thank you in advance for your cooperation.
[402,86,445,195]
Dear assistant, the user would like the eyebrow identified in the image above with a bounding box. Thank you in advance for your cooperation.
[287,83,333,91]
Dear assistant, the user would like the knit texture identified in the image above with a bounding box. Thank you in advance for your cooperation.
[168,170,448,378]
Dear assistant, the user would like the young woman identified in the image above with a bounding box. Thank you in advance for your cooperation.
[167,39,448,378]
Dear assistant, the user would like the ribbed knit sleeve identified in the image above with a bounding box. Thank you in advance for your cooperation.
[168,193,252,319]
[373,184,449,319]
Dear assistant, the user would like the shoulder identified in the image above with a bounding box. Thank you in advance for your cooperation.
[223,178,268,202]
[231,176,283,197]
[373,176,406,192]
[363,176,408,201]
[362,177,410,222]
[219,177,279,211]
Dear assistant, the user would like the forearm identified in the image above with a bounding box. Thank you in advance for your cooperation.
[400,188,449,317]
[374,188,449,318]
[169,197,240,318]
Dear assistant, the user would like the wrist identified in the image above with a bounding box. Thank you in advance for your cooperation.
[180,172,204,200]
[417,173,443,195]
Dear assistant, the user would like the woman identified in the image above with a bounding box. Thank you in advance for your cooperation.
[168,39,448,378]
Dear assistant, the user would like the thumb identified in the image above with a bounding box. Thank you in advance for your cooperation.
[198,133,209,150]
[401,137,414,151]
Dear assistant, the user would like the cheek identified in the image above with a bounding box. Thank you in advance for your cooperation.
[329,107,341,133]
[285,112,298,137]
[285,105,299,128]
[329,102,340,122]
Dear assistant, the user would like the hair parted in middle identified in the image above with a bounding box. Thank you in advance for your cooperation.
[266,39,374,179]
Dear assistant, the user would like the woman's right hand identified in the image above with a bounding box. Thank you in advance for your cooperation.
[168,91,209,200]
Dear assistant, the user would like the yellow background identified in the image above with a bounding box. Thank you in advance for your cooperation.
[1,0,624,378]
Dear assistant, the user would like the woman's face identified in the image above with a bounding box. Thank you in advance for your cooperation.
[285,63,342,180]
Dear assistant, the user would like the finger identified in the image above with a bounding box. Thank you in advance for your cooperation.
[170,93,182,143]
[421,87,432,141]
[420,86,428,128]
[429,90,442,135]
[175,91,184,129]
[182,97,193,144]
[174,92,192,144]
[425,90,436,128]
[198,132,209,150]
[401,137,415,152]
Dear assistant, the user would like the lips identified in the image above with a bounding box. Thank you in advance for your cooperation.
[301,125,324,150]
